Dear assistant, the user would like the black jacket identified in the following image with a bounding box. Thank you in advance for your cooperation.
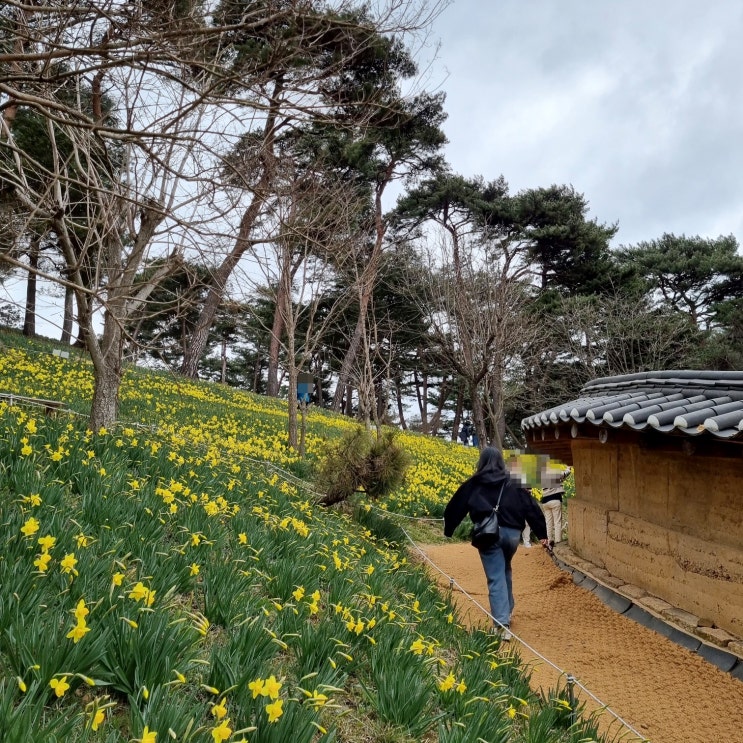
[444,470,547,540]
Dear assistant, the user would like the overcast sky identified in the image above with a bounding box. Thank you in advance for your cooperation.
[425,0,743,248]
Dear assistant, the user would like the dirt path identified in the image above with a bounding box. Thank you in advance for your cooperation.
[418,542,743,743]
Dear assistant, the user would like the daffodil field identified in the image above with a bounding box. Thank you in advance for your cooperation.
[0,333,603,743]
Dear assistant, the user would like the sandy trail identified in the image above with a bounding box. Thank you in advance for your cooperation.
[417,542,743,743]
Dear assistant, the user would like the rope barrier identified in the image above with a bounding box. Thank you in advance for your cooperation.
[367,504,443,522]
[399,524,649,742]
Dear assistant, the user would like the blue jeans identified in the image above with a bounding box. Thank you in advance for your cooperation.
[478,526,521,627]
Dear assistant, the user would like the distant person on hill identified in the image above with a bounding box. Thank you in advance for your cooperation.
[443,447,548,639]
[459,419,473,446]
[541,467,570,549]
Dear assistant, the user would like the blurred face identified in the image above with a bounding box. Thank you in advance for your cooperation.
[543,468,568,487]
[506,459,528,486]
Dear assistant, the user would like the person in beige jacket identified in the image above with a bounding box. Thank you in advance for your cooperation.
[540,468,570,548]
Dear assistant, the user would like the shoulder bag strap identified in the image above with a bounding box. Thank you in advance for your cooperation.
[494,482,505,512]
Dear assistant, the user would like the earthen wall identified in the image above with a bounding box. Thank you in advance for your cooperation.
[567,439,743,636]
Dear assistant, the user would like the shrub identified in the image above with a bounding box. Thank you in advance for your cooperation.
[316,428,411,506]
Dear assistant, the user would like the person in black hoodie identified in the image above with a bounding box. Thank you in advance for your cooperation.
[444,447,548,638]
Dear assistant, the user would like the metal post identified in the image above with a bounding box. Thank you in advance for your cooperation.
[567,673,576,726]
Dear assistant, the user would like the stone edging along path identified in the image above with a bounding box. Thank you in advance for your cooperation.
[550,543,743,682]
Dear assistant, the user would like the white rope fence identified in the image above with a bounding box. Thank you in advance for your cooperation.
[363,506,650,742]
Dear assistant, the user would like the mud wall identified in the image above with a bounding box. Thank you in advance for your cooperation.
[568,439,743,637]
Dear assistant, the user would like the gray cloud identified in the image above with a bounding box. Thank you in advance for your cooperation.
[428,0,743,246]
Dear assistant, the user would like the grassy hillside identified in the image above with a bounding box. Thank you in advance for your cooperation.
[0,330,605,742]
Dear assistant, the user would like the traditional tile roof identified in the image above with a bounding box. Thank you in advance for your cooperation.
[521,370,743,440]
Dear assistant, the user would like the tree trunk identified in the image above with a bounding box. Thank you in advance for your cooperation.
[344,384,353,416]
[252,356,263,392]
[413,369,429,434]
[287,365,298,450]
[313,354,324,408]
[23,236,40,337]
[470,383,486,450]
[429,378,450,436]
[89,311,123,431]
[332,310,364,411]
[266,308,284,396]
[220,338,227,383]
[375,379,385,423]
[61,284,74,344]
[299,401,307,457]
[452,386,464,443]
[394,376,408,430]
[267,255,292,396]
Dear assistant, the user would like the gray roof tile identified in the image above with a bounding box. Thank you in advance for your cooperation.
[521,370,743,441]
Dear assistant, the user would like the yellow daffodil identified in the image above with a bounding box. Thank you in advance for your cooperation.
[66,620,90,643]
[211,719,232,743]
[33,553,51,572]
[139,725,157,743]
[438,672,456,692]
[308,690,328,706]
[211,699,228,720]
[60,552,78,576]
[265,698,283,723]
[73,599,89,621]
[189,563,200,576]
[90,707,106,731]
[263,675,281,700]
[248,679,265,699]
[20,517,40,537]
[409,638,425,655]
[50,676,70,698]
[37,534,56,552]
[129,581,154,605]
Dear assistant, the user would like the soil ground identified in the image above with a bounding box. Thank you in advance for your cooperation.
[417,542,743,743]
